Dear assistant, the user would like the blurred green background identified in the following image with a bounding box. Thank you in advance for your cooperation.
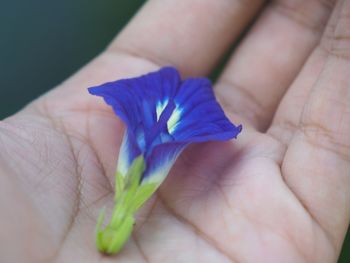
[0,1,349,261]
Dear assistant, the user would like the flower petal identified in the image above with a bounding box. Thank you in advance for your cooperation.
[171,78,242,142]
[88,67,181,134]
[117,130,142,176]
[141,141,187,184]
[88,67,242,184]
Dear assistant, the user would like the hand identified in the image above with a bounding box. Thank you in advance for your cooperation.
[1,1,349,262]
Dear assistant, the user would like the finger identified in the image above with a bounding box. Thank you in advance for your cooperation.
[41,0,265,112]
[268,0,342,145]
[110,0,264,77]
[276,0,350,253]
[215,0,334,131]
[75,0,267,91]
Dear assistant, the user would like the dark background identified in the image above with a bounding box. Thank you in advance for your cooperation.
[0,1,349,261]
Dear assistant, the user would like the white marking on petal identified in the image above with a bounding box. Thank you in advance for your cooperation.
[117,134,129,177]
[167,105,182,134]
[156,99,182,134]
[156,99,169,121]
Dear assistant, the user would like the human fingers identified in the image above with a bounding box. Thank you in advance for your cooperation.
[215,0,334,130]
[272,0,350,256]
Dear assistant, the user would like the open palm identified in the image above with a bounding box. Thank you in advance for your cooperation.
[1,1,350,262]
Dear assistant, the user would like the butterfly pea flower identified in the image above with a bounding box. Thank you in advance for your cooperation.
[88,67,242,255]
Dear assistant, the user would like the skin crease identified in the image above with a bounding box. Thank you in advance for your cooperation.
[1,0,350,262]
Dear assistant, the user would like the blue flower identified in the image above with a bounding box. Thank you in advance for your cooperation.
[89,67,241,184]
[88,67,242,254]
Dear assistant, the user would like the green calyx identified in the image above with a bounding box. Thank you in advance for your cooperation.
[95,155,157,255]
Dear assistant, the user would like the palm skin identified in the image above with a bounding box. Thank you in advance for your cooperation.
[1,1,350,263]
[0,57,339,263]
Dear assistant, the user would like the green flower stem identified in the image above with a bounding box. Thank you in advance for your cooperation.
[95,201,135,254]
[95,155,154,255]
